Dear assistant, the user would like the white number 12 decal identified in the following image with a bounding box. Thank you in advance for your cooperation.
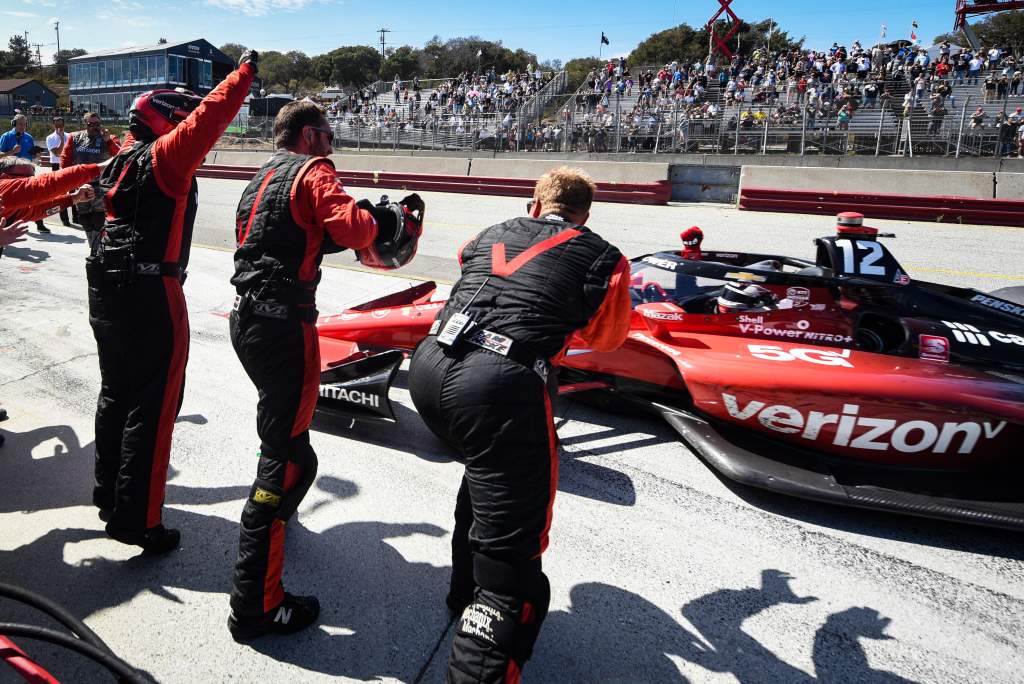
[838,240,885,276]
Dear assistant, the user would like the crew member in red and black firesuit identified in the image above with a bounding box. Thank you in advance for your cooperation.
[60,112,120,248]
[87,51,257,554]
[0,156,106,257]
[409,167,632,683]
[227,100,424,640]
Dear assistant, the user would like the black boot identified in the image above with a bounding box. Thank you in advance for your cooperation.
[106,523,180,554]
[228,593,320,642]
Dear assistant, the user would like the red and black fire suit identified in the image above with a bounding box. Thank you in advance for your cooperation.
[229,151,377,618]
[88,63,255,537]
[408,214,631,683]
[0,164,101,257]
[60,130,120,247]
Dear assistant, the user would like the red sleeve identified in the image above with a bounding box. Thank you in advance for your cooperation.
[59,134,74,169]
[0,164,98,213]
[296,162,378,250]
[152,63,255,195]
[574,255,633,352]
[9,194,76,223]
[105,135,121,156]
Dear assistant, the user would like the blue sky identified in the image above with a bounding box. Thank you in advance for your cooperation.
[5,0,955,66]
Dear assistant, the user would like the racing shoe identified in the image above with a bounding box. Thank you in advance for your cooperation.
[105,523,180,554]
[228,593,320,642]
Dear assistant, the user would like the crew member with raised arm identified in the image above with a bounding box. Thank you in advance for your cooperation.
[87,51,258,554]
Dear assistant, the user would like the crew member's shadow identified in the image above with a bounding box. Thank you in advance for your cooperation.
[0,474,454,681]
[314,391,641,507]
[813,607,916,683]
[1,245,50,263]
[245,518,454,680]
[34,232,85,245]
[0,423,92,514]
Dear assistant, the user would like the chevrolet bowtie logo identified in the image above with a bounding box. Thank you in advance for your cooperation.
[725,271,768,282]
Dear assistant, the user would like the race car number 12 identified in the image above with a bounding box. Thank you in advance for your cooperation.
[837,240,886,276]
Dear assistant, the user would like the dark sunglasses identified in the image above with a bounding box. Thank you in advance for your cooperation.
[306,125,334,142]
[526,199,535,213]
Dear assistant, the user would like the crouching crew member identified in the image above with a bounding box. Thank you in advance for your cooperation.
[409,167,631,682]
[227,99,424,641]
[88,51,257,554]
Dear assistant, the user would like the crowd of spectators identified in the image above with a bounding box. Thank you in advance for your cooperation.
[323,66,554,138]
[568,40,1023,150]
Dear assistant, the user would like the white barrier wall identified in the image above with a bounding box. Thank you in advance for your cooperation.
[208,150,669,184]
[995,173,1024,199]
[739,166,995,199]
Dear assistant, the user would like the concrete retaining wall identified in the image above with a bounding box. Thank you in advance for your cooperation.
[469,158,667,183]
[996,172,1024,199]
[208,150,668,184]
[739,165,995,199]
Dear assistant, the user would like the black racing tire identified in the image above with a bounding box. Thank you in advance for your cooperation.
[989,286,1024,306]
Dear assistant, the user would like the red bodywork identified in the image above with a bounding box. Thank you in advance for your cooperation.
[316,279,1024,471]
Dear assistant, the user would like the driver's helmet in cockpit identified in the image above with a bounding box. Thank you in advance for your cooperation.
[717,283,780,314]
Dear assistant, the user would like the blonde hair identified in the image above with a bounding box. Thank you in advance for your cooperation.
[533,166,596,217]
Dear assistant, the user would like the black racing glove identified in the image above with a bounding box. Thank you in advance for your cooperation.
[399,193,425,216]
[239,49,258,72]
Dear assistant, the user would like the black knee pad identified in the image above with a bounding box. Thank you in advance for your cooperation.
[459,553,552,664]
[275,440,318,521]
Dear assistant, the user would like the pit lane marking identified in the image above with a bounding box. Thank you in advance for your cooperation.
[192,242,454,285]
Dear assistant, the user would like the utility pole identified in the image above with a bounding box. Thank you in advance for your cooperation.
[377,27,390,59]
[35,44,43,70]
[54,20,60,58]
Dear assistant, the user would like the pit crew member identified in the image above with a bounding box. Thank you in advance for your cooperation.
[60,112,120,248]
[88,51,257,554]
[227,99,424,641]
[408,167,631,682]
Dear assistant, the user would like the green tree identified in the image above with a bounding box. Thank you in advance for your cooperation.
[380,45,421,80]
[52,48,87,77]
[565,57,604,89]
[312,46,381,88]
[628,19,802,67]
[934,10,1024,55]
[219,42,247,63]
[8,34,32,71]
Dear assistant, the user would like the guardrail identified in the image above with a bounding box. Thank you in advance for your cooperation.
[197,163,670,205]
[738,186,1024,227]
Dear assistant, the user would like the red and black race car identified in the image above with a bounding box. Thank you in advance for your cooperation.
[312,216,1024,531]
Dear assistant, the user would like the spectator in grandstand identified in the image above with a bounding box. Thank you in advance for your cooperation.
[968,54,983,85]
[997,75,1009,101]
[928,100,947,134]
[984,75,997,102]
[970,106,986,129]
[1018,121,1024,157]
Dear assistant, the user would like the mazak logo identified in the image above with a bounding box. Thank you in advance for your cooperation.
[971,294,1024,318]
[642,310,684,321]
[721,393,1006,454]
[319,385,380,407]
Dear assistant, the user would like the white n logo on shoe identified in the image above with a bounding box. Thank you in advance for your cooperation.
[274,607,293,624]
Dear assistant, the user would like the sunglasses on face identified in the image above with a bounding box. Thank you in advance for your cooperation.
[526,200,535,213]
[306,125,334,143]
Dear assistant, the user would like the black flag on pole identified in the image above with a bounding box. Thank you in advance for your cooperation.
[601,32,610,45]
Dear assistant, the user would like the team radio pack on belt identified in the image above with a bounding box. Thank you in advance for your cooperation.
[308,212,1024,531]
